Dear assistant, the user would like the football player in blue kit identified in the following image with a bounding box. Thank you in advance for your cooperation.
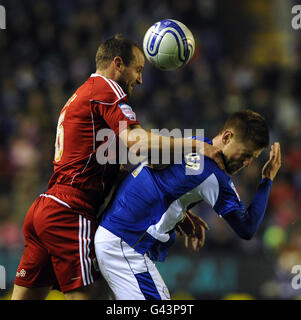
[94,109,281,300]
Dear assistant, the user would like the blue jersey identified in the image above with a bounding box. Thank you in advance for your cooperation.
[100,137,255,260]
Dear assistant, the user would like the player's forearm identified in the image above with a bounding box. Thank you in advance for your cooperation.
[125,127,220,167]
[223,178,273,240]
[144,132,203,164]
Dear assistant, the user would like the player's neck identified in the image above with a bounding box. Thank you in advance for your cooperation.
[212,135,223,150]
[95,68,118,82]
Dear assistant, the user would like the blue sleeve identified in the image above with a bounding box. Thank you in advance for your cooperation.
[222,178,273,240]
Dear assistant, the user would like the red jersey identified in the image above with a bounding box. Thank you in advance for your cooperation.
[47,73,140,214]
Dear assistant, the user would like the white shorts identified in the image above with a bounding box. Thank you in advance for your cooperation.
[94,226,170,300]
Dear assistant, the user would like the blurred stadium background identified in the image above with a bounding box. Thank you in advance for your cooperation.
[0,0,301,300]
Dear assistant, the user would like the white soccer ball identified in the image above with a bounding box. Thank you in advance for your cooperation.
[143,19,195,71]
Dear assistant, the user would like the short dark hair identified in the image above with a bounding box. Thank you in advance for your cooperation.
[95,34,142,70]
[222,109,269,149]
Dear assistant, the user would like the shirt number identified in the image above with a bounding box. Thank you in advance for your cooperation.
[54,109,66,162]
[54,93,77,162]
[185,153,201,171]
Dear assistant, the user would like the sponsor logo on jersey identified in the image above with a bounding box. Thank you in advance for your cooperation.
[118,102,136,121]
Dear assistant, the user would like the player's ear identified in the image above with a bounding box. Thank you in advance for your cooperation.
[113,56,125,72]
[222,129,233,145]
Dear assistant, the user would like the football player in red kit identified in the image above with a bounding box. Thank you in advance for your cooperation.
[12,35,225,300]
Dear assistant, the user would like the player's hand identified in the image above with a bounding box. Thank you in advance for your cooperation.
[176,210,209,252]
[202,143,226,171]
[262,142,281,181]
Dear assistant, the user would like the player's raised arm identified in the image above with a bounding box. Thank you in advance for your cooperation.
[262,142,281,181]
[119,124,225,170]
[222,142,281,240]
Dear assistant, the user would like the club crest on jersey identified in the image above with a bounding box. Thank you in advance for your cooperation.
[118,102,136,121]
[229,180,240,201]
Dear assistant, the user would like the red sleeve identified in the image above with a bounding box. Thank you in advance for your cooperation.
[91,75,140,134]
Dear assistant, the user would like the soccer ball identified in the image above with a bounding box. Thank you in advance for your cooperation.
[143,19,195,71]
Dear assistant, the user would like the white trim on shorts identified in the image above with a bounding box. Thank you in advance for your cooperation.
[79,215,94,286]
